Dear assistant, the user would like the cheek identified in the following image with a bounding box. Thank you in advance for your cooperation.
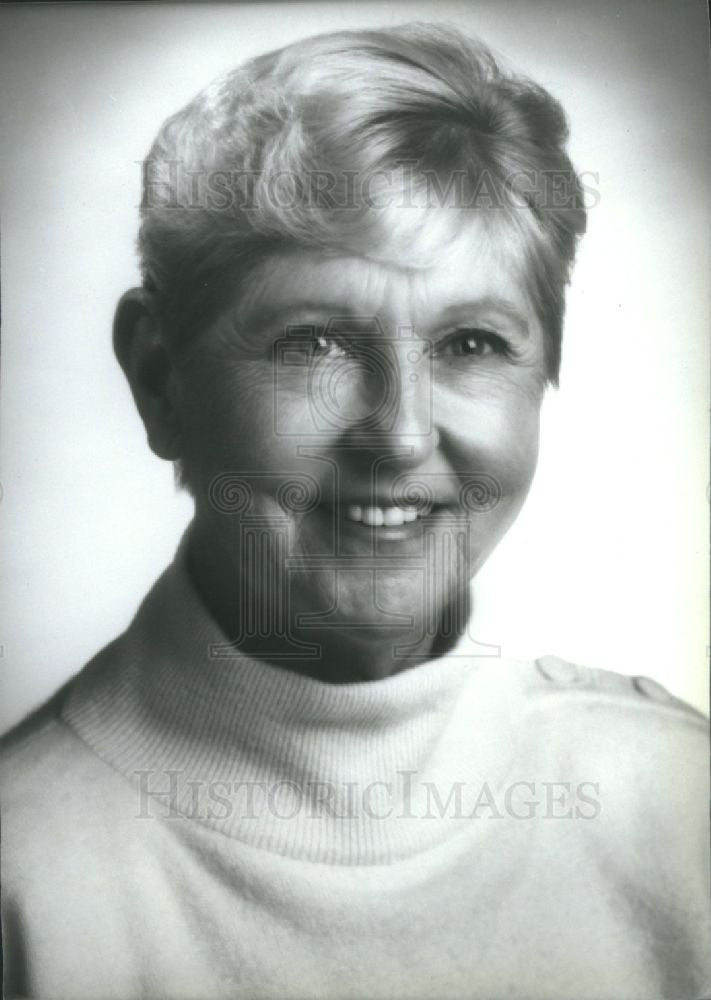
[182,356,380,484]
[436,377,542,523]
[182,359,291,474]
[439,386,541,571]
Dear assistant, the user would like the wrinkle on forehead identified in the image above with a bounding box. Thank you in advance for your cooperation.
[234,217,538,343]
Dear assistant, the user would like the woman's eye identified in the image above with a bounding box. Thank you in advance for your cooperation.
[272,329,349,364]
[435,328,507,359]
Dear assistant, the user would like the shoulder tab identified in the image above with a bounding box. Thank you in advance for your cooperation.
[535,655,588,686]
[630,674,674,704]
[534,655,707,719]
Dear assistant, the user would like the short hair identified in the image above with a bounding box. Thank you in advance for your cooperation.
[139,21,586,382]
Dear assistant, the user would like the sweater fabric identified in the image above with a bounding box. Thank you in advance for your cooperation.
[1,538,709,1000]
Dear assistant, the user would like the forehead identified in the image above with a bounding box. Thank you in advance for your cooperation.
[237,215,537,330]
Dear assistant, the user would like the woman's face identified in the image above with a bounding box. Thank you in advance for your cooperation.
[178,221,548,676]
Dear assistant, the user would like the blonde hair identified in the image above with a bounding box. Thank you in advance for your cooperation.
[139,22,586,381]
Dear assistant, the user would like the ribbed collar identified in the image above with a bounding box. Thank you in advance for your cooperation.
[63,528,526,864]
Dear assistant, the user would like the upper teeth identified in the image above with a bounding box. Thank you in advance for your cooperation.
[346,505,428,526]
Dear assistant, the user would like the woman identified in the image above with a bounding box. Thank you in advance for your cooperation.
[1,22,708,1000]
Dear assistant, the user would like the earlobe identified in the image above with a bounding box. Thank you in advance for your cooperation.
[113,288,184,461]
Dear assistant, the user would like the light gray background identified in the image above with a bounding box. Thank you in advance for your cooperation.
[1,0,709,732]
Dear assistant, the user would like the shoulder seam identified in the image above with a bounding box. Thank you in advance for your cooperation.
[0,683,74,760]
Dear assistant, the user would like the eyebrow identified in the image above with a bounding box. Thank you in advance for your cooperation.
[240,301,366,332]
[434,299,530,337]
[240,296,530,338]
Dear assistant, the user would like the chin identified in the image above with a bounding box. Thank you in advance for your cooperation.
[292,567,471,644]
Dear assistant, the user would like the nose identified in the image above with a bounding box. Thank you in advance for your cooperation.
[339,336,438,468]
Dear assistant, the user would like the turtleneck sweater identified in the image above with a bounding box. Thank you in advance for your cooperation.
[1,535,709,1000]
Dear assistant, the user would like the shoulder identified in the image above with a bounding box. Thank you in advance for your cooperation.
[0,635,133,813]
[1,653,152,897]
[0,685,109,813]
[519,654,708,780]
[516,654,708,840]
[513,655,708,819]
[0,684,74,775]
[517,657,711,977]
[0,683,129,901]
[523,653,708,730]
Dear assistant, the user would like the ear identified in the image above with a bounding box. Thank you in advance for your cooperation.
[113,288,184,461]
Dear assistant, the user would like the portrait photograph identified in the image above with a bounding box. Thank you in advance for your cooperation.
[0,2,709,998]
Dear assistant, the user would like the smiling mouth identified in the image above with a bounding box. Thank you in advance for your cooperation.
[343,503,437,527]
